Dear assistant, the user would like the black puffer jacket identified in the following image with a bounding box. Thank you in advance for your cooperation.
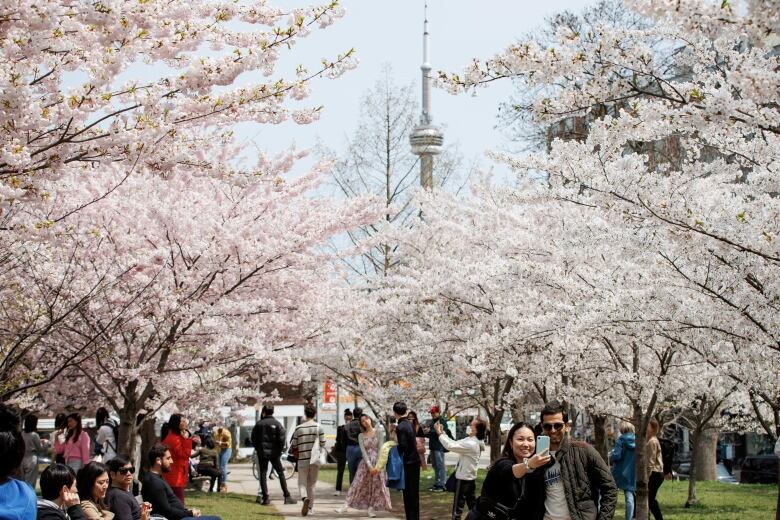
[551,436,617,520]
[251,415,286,459]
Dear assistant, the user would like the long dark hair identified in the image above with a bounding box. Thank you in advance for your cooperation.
[407,411,420,433]
[500,422,535,463]
[358,414,374,432]
[66,413,83,444]
[54,413,67,430]
[77,461,109,506]
[95,407,110,427]
[160,414,182,440]
[0,404,24,481]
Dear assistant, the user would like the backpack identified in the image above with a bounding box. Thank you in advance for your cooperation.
[659,438,676,475]
[95,419,119,455]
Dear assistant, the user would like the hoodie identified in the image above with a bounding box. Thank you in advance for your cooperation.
[0,478,36,520]
[610,433,636,491]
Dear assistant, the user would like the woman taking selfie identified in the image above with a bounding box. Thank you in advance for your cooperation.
[55,413,91,472]
[470,422,550,520]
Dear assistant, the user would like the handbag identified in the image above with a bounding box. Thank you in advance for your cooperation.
[445,470,458,492]
[286,446,298,463]
[467,475,524,520]
[310,426,326,466]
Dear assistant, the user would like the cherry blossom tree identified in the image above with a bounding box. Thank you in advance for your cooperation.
[440,0,779,517]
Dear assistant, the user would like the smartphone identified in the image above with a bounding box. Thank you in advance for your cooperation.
[536,435,550,455]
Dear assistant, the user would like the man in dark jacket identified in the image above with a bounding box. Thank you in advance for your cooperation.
[423,405,452,491]
[250,405,295,506]
[540,402,617,520]
[141,443,222,520]
[394,401,420,520]
[37,463,85,520]
[332,408,352,495]
[344,406,363,484]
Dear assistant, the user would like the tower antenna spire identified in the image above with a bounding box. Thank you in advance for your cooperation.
[410,0,444,190]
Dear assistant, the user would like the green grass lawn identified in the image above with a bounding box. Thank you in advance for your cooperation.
[185,491,283,519]
[184,469,777,520]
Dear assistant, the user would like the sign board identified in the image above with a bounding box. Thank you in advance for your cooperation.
[322,380,337,410]
[320,419,336,426]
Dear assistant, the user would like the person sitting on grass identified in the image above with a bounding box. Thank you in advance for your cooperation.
[141,443,222,520]
[37,463,85,520]
[106,455,150,520]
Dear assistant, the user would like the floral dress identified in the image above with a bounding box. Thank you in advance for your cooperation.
[346,433,392,511]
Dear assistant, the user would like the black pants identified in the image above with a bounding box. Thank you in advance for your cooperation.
[402,463,420,520]
[258,456,291,499]
[452,479,476,520]
[649,471,664,520]
[334,452,347,491]
[197,465,222,492]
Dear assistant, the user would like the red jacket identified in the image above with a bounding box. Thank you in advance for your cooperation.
[162,432,193,488]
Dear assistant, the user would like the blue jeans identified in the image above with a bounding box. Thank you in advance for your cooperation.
[346,445,362,484]
[431,449,446,489]
[624,490,635,520]
[219,448,232,483]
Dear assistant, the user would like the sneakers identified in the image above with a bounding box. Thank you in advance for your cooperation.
[302,497,310,517]
[333,490,341,496]
[334,506,347,514]
[284,496,297,505]
[368,506,376,518]
[428,485,444,492]
[256,496,270,505]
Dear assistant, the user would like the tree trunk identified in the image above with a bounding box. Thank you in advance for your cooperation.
[139,416,158,471]
[592,414,609,463]
[488,413,503,463]
[693,427,718,480]
[685,426,700,507]
[116,401,140,458]
[633,407,650,520]
[775,455,779,520]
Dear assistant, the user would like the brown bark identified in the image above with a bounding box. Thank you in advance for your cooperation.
[488,413,503,463]
[633,407,650,520]
[693,428,718,480]
[592,414,609,463]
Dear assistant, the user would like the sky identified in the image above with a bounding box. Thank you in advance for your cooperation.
[242,0,593,182]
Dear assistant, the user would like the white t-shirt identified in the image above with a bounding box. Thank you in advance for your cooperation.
[544,453,571,520]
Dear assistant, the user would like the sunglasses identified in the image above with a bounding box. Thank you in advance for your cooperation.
[542,422,566,432]
[118,467,135,475]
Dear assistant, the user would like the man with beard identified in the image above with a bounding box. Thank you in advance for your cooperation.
[141,444,222,520]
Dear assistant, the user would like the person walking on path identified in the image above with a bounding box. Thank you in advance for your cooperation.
[434,418,486,520]
[290,405,325,516]
[646,419,664,520]
[610,422,636,520]
[333,409,352,496]
[160,414,193,505]
[251,405,296,506]
[346,407,364,484]
[423,406,451,491]
[214,424,232,493]
[55,413,91,473]
[22,414,43,490]
[394,401,420,520]
[539,401,617,520]
[335,414,391,518]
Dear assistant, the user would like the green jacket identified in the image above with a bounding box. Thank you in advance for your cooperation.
[553,436,617,520]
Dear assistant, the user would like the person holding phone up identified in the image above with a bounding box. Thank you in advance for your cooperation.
[469,422,551,520]
[539,402,617,520]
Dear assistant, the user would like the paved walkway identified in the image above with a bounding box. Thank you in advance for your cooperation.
[223,463,400,519]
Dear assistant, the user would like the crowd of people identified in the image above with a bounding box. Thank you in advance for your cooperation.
[0,403,226,520]
[5,398,765,520]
